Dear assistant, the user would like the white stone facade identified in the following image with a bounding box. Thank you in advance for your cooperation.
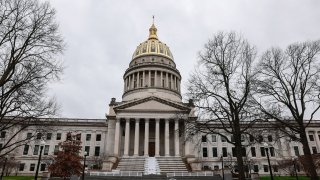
[1,22,320,177]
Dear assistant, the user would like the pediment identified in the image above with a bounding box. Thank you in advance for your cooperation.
[113,96,190,112]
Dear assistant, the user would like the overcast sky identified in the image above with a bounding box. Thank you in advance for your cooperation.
[48,0,320,119]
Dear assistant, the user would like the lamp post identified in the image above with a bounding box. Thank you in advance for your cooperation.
[292,157,298,180]
[34,140,45,180]
[0,155,8,180]
[82,151,88,180]
[264,143,274,180]
[220,155,224,180]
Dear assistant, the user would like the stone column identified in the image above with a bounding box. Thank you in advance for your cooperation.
[113,118,120,156]
[166,72,169,88]
[124,119,130,156]
[174,119,180,156]
[165,119,170,156]
[132,73,135,89]
[155,119,160,156]
[143,71,145,87]
[170,74,173,89]
[134,119,140,156]
[137,72,140,88]
[128,75,131,90]
[144,119,149,156]
[155,70,157,87]
[161,71,163,87]
[149,70,151,87]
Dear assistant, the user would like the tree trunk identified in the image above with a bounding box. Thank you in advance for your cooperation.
[235,134,246,180]
[300,129,319,180]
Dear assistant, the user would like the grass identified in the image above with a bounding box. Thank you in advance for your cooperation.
[260,176,312,180]
[3,176,34,180]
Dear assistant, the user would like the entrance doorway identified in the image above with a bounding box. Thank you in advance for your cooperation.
[149,142,155,156]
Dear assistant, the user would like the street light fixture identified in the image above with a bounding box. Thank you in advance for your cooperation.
[264,142,274,180]
[0,155,8,180]
[292,157,298,180]
[34,140,45,180]
[220,155,224,180]
[82,151,88,180]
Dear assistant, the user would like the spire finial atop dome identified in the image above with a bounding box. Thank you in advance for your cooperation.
[148,16,158,40]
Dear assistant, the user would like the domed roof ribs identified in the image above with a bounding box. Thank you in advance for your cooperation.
[148,16,158,40]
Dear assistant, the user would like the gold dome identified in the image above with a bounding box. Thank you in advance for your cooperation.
[132,22,174,60]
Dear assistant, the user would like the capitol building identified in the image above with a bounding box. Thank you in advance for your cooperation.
[2,22,320,178]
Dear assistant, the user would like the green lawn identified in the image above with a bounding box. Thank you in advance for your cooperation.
[3,176,34,180]
[260,176,312,180]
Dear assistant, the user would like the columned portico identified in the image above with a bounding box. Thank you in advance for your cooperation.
[112,118,184,157]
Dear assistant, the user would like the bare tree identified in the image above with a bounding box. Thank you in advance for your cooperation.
[187,32,261,179]
[254,40,320,179]
[0,0,64,156]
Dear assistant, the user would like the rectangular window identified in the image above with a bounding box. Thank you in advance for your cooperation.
[86,134,91,141]
[85,146,90,155]
[273,165,278,172]
[249,135,254,142]
[0,131,6,138]
[260,147,266,157]
[19,163,25,171]
[212,147,217,157]
[263,165,269,172]
[54,145,59,155]
[30,164,35,171]
[27,133,32,139]
[251,147,256,157]
[36,133,42,140]
[253,165,259,172]
[56,133,61,140]
[46,133,52,140]
[294,146,300,156]
[212,135,217,142]
[231,135,235,142]
[222,147,227,157]
[269,147,275,157]
[23,145,29,155]
[267,135,273,142]
[96,134,101,141]
[309,134,314,141]
[242,147,246,157]
[232,147,236,157]
[40,164,46,171]
[202,147,208,157]
[94,146,100,156]
[201,135,207,142]
[33,145,40,155]
[312,146,317,154]
[44,145,49,155]
[0,144,2,150]
[221,136,227,142]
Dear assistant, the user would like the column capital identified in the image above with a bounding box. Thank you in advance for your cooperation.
[145,118,149,123]
[135,119,140,123]
[155,118,160,122]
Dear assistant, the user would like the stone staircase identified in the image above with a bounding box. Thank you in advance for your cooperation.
[156,156,189,173]
[144,157,161,175]
[116,156,145,172]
